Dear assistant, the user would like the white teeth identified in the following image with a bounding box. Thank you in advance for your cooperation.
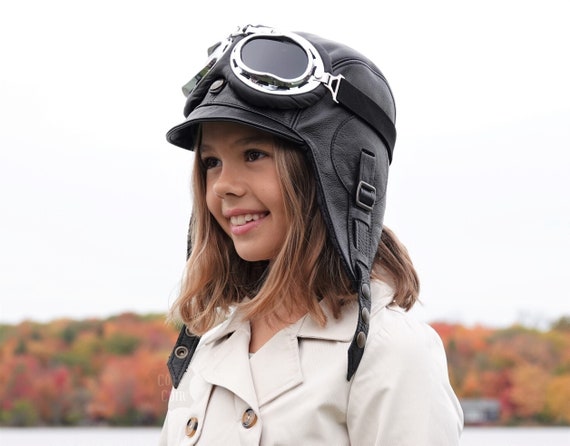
[230,213,264,226]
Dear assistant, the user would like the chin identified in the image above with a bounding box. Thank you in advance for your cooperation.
[234,248,275,263]
[237,254,271,262]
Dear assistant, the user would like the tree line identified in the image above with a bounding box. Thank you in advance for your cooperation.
[433,317,570,425]
[1,313,569,426]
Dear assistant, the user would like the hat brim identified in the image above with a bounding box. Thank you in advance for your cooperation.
[166,103,305,151]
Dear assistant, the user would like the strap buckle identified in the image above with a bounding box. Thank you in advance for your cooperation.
[356,180,376,211]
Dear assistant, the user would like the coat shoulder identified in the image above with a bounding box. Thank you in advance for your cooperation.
[367,281,447,369]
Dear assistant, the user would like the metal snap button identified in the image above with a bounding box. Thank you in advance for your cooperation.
[361,307,370,325]
[357,331,367,348]
[209,78,225,93]
[175,345,188,359]
[185,416,199,437]
[361,282,371,299]
[241,408,258,429]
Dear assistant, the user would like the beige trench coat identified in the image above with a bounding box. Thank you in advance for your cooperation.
[160,281,463,445]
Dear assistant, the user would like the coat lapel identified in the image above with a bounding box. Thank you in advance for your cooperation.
[249,318,304,407]
[198,315,260,411]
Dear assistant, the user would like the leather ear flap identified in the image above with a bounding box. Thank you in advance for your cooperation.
[345,147,388,380]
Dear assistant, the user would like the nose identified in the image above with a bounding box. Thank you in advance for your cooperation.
[211,164,246,198]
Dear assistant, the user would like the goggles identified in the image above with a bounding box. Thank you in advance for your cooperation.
[181,25,396,159]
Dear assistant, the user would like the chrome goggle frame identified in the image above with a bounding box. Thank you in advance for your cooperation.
[182,25,344,102]
[230,27,342,98]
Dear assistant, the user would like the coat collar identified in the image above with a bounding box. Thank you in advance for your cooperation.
[202,280,395,346]
[197,321,259,409]
[196,281,394,407]
[197,313,303,409]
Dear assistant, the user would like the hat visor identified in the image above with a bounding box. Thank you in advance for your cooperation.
[166,103,304,151]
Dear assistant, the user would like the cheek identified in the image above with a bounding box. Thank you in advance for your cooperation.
[204,185,231,237]
[267,181,287,219]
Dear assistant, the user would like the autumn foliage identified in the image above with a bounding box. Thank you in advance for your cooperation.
[0,313,177,426]
[433,317,570,425]
[1,313,569,426]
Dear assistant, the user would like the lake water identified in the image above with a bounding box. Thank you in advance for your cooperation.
[0,426,568,445]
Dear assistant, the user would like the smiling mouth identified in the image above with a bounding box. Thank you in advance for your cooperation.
[230,213,268,226]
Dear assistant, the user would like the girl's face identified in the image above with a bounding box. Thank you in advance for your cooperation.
[199,121,288,262]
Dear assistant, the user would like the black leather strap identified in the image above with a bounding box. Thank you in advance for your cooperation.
[355,150,377,211]
[347,272,372,380]
[346,149,376,380]
[166,217,202,389]
[167,326,201,388]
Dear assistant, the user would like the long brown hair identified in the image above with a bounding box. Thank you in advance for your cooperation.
[170,134,419,334]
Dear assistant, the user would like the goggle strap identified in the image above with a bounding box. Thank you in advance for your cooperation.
[334,78,396,162]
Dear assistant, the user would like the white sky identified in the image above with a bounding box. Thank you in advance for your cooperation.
[1,0,569,327]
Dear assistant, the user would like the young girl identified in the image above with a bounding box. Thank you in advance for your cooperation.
[160,25,463,445]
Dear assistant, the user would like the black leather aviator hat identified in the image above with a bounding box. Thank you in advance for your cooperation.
[166,25,397,387]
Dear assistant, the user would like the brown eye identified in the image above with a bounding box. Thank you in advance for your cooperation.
[245,150,267,162]
[202,157,220,169]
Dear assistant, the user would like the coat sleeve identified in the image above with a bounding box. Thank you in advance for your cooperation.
[346,307,463,445]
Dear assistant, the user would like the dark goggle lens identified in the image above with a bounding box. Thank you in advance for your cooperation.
[240,37,308,80]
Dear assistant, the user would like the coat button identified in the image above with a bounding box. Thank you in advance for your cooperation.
[185,416,198,437]
[241,408,258,429]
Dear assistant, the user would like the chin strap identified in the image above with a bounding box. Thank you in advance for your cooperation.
[167,218,201,389]
[346,268,372,381]
[167,326,201,389]
[346,148,378,380]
